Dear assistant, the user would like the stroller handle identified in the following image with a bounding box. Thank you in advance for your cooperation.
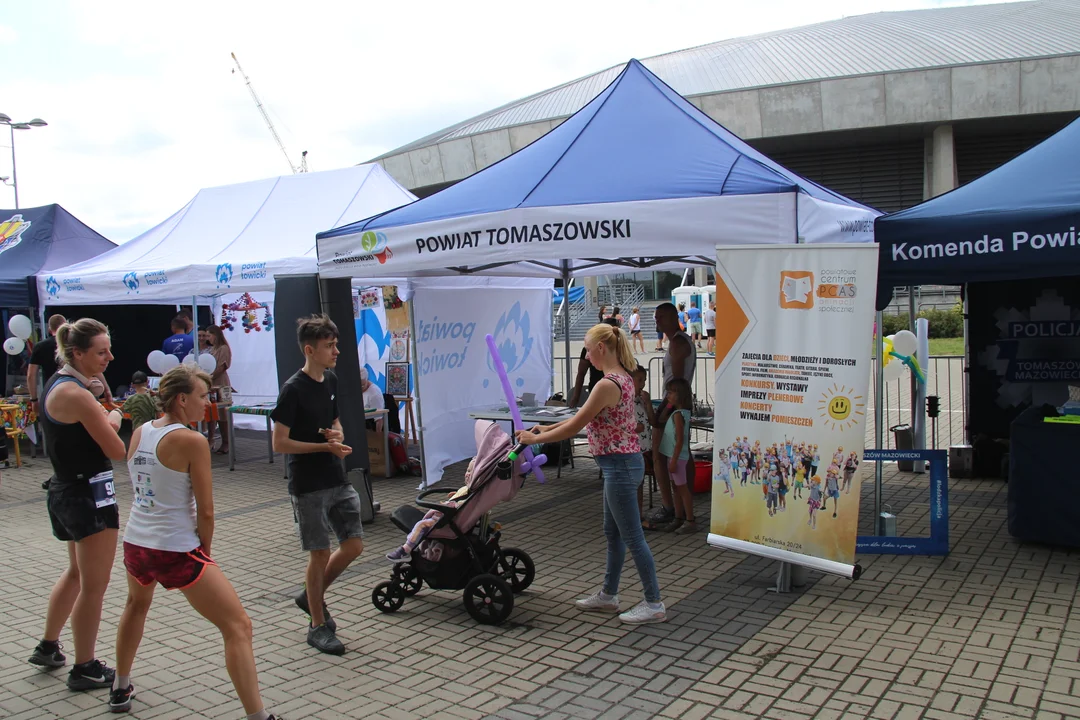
[415,487,470,517]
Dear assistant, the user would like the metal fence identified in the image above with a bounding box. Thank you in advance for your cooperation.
[552,349,967,451]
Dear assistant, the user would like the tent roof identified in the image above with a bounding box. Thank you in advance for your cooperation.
[317,60,875,278]
[875,115,1080,308]
[0,204,115,307]
[42,165,416,305]
[324,60,868,236]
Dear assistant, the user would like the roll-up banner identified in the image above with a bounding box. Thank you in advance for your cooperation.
[709,244,879,578]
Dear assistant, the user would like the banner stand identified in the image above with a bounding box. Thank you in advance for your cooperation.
[773,561,810,593]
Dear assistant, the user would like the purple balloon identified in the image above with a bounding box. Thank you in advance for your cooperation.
[485,334,546,483]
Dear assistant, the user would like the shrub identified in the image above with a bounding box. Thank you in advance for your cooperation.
[881,300,963,338]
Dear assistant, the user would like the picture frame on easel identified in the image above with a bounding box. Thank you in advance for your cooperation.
[386,362,410,397]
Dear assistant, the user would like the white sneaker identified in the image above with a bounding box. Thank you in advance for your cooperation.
[619,600,667,624]
[575,591,620,613]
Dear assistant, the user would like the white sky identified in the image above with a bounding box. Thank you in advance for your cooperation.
[0,0,1010,242]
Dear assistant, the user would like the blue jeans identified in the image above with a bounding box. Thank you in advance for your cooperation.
[596,452,661,603]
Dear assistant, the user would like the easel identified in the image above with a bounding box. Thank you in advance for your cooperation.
[395,395,417,444]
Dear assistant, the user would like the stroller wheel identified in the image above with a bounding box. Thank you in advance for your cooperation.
[393,563,423,597]
[499,548,536,594]
[464,574,514,625]
[372,581,405,613]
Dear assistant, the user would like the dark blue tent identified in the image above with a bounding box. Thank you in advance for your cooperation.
[0,204,114,307]
[876,117,1080,309]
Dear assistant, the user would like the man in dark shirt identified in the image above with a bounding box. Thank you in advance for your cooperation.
[270,314,363,656]
[161,317,193,361]
[28,314,65,415]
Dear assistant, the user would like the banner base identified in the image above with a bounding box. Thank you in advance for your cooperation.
[707,533,862,581]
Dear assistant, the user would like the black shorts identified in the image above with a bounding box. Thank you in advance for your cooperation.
[630,329,641,335]
[707,329,716,338]
[47,485,120,542]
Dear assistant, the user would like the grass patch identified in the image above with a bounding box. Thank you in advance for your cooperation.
[873,336,965,358]
[928,337,964,356]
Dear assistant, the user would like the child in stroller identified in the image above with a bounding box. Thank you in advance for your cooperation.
[372,420,544,625]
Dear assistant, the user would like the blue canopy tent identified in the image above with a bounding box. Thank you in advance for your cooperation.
[875,117,1080,445]
[0,204,115,308]
[875,116,1080,309]
[1,204,114,394]
[317,59,876,282]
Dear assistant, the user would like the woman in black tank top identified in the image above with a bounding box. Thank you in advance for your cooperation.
[29,319,127,692]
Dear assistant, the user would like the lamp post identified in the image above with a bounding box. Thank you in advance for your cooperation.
[0,113,48,209]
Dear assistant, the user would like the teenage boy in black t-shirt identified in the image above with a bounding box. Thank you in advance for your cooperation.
[270,314,363,656]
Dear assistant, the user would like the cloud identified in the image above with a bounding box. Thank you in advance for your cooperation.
[0,0,1014,244]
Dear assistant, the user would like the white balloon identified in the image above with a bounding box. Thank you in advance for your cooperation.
[3,336,25,355]
[882,359,906,382]
[147,350,166,374]
[8,314,32,341]
[892,329,918,357]
[182,353,197,367]
[161,354,180,371]
[197,353,217,373]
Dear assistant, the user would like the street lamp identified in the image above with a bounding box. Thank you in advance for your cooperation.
[0,113,48,209]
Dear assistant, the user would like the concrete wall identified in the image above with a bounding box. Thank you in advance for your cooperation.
[375,56,1080,191]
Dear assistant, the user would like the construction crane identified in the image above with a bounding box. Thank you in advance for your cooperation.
[231,52,308,174]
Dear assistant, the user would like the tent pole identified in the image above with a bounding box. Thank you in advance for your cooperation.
[875,309,884,530]
[561,261,572,400]
[409,296,429,487]
[962,286,970,445]
[192,296,200,360]
[908,289,916,441]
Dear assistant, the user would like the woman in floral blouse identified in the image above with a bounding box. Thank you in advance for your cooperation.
[516,323,665,624]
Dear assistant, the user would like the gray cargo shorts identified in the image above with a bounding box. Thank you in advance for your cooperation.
[290,484,364,552]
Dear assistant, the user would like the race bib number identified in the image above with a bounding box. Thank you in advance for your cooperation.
[89,470,117,509]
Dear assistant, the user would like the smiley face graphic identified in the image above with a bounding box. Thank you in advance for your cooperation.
[828,396,852,421]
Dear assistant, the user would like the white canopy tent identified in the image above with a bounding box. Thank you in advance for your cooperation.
[38,165,417,428]
[40,164,417,306]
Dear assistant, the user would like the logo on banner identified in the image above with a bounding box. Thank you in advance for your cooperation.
[330,231,393,267]
[45,276,60,298]
[216,263,233,288]
[361,231,393,264]
[484,301,534,388]
[977,289,1080,409]
[123,272,140,294]
[0,214,31,256]
[779,271,814,309]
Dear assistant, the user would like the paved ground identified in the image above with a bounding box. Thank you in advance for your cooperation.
[2,429,1077,720]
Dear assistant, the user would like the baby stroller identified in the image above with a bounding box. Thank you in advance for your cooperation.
[372,420,544,625]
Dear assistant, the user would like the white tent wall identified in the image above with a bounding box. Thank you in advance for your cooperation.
[211,277,555,484]
[210,291,279,431]
[404,276,553,486]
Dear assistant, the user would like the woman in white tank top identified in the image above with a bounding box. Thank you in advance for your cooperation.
[110,365,282,720]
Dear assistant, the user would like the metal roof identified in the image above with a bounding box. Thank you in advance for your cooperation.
[380,0,1080,158]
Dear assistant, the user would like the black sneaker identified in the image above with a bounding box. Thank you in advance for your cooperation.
[67,658,115,690]
[294,589,336,632]
[307,624,345,656]
[108,684,135,713]
[28,640,66,668]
